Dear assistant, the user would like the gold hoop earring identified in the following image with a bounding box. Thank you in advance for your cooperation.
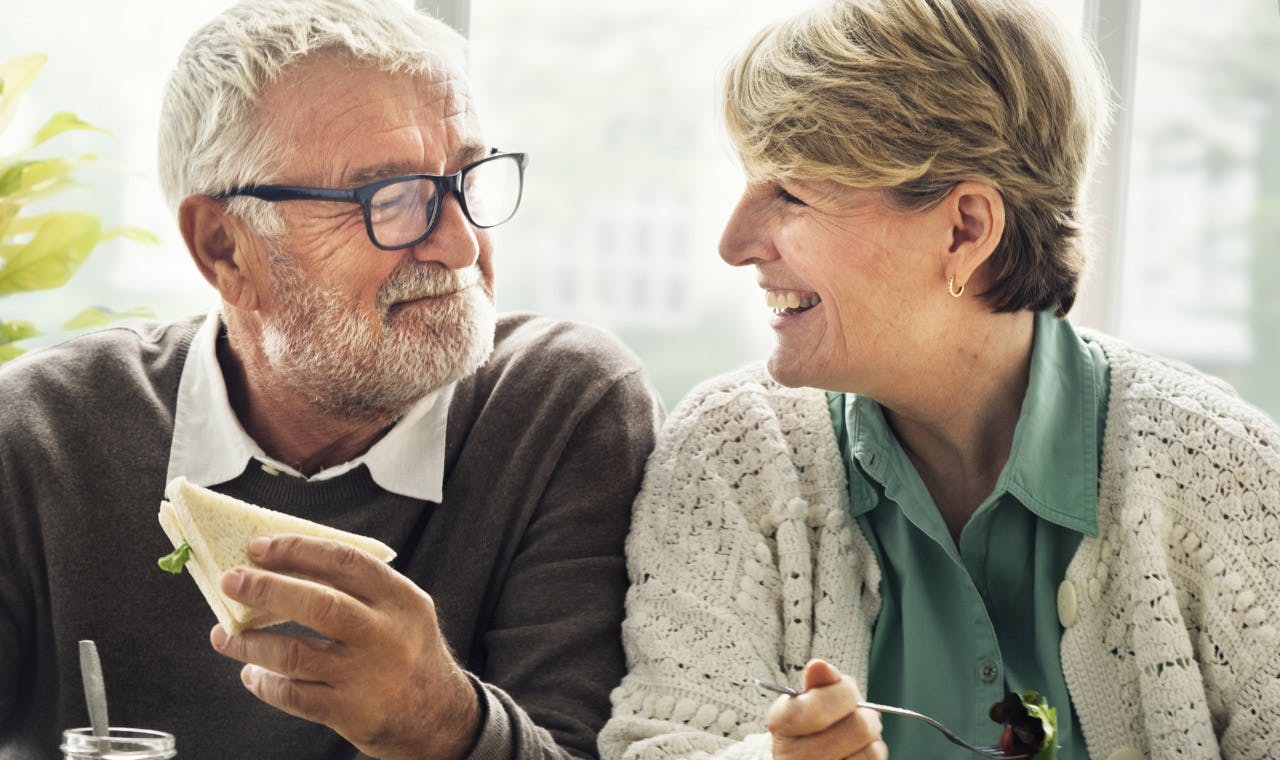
[947,276,964,298]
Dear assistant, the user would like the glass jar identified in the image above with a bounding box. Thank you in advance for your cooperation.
[61,728,176,759]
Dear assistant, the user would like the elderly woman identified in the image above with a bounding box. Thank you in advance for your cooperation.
[599,1,1280,759]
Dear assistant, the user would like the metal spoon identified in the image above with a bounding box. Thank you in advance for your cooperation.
[78,640,110,750]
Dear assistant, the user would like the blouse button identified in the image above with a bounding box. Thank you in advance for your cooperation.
[979,659,999,683]
[1057,580,1079,628]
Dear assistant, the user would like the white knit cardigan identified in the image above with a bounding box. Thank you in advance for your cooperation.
[599,334,1280,760]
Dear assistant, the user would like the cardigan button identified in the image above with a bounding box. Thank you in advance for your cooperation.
[1105,748,1144,760]
[1057,580,1079,628]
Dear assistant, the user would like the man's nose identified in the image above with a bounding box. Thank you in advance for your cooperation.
[409,193,480,270]
[718,193,776,268]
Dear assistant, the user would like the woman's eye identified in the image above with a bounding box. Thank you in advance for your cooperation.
[777,187,806,206]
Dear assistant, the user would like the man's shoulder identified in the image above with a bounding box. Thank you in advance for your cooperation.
[487,312,647,385]
[0,316,201,416]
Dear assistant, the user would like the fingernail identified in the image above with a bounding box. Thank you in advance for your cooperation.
[210,626,229,651]
[242,664,261,688]
[248,536,270,558]
[222,569,244,595]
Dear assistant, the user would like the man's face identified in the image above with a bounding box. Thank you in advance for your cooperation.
[246,53,496,418]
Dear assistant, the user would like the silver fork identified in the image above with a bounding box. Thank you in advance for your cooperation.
[752,679,1031,760]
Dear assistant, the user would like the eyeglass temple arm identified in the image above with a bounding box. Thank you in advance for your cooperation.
[218,185,360,203]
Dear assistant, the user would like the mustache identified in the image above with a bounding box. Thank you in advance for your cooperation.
[377,264,483,310]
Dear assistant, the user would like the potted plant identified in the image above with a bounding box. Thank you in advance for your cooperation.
[0,53,156,363]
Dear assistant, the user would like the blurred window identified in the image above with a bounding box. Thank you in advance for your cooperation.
[471,0,1086,407]
[6,0,1275,421]
[1112,0,1280,420]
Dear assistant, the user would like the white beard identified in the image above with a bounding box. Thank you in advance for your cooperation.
[259,256,496,420]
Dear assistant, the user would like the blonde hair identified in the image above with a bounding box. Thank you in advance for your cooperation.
[157,0,467,235]
[724,0,1111,315]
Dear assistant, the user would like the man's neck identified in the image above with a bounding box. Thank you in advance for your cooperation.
[216,328,397,477]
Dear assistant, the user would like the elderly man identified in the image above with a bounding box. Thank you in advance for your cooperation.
[0,1,661,758]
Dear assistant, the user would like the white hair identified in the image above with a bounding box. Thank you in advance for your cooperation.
[157,0,468,233]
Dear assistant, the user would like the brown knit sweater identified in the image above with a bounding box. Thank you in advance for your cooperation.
[0,312,661,760]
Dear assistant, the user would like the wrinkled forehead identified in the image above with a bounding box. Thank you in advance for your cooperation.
[254,50,482,179]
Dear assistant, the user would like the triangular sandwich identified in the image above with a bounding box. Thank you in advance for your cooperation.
[156,476,397,635]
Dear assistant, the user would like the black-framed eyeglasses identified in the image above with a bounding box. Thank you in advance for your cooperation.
[215,151,528,251]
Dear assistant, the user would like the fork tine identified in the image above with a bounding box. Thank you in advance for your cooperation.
[974,748,1030,760]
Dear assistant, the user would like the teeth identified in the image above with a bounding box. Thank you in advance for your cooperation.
[766,290,821,312]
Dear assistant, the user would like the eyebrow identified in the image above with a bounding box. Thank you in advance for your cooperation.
[346,144,493,187]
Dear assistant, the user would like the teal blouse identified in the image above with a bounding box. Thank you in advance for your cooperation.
[827,311,1109,759]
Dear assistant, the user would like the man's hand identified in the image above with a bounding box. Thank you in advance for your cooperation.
[209,533,481,760]
[767,659,888,760]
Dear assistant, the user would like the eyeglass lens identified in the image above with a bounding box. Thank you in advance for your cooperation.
[367,154,522,248]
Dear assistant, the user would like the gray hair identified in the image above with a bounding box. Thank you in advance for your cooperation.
[157,0,468,234]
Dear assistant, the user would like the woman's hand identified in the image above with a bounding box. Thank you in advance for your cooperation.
[768,659,889,760]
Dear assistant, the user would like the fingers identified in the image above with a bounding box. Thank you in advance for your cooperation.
[803,659,843,690]
[773,709,885,760]
[769,661,885,760]
[768,672,863,736]
[239,663,339,726]
[244,534,401,605]
[845,739,890,760]
[221,565,374,642]
[211,624,343,682]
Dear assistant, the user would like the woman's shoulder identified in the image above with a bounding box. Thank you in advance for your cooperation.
[1088,330,1279,538]
[663,362,831,439]
[640,363,846,513]
[1087,329,1279,455]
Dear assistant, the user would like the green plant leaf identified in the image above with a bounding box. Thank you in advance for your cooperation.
[0,200,18,239]
[62,305,154,330]
[0,157,77,202]
[3,210,67,241]
[0,211,102,295]
[0,54,46,133]
[0,343,26,363]
[0,319,41,344]
[30,111,108,149]
[103,225,161,245]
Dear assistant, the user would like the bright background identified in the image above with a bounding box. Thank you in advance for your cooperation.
[2,0,1277,416]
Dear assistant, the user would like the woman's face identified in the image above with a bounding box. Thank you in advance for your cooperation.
[718,178,956,395]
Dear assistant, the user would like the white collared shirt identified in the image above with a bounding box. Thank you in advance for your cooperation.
[165,310,453,502]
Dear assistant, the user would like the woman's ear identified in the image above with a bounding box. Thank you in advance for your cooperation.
[942,181,1005,291]
[178,195,262,312]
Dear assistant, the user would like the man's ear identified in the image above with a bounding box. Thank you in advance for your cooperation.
[178,194,262,312]
[941,181,1005,291]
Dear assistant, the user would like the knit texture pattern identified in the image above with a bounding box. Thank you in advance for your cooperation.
[599,333,1280,760]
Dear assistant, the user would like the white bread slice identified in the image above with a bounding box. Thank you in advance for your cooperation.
[157,476,396,635]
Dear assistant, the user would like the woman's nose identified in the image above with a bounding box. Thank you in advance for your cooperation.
[718,191,776,268]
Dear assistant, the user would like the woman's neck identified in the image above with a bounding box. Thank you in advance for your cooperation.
[879,310,1036,543]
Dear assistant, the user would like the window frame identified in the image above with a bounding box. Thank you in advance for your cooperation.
[1075,0,1142,333]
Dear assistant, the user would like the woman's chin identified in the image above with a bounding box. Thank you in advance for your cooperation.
[766,353,815,389]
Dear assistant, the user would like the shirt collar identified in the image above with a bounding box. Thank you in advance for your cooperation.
[842,310,1101,536]
[165,309,452,502]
